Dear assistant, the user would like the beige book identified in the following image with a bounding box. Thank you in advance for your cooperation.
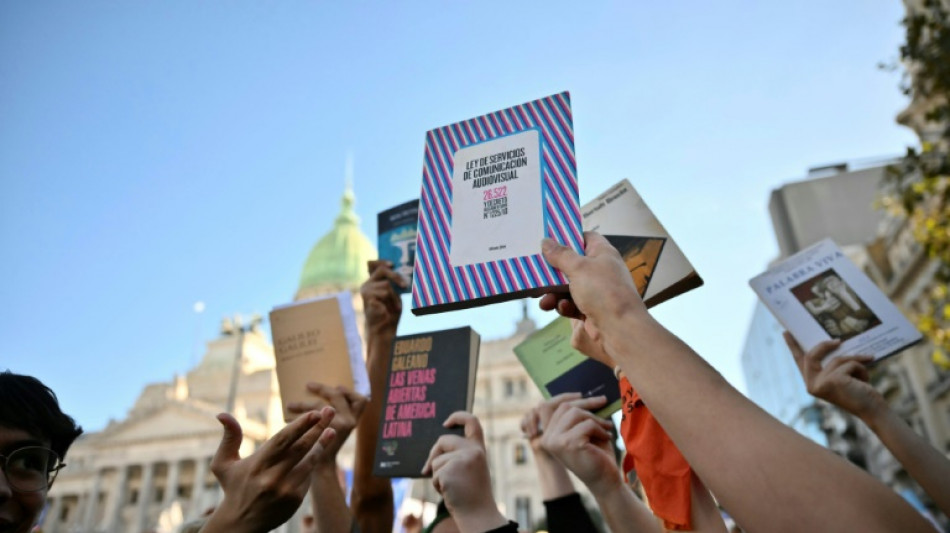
[269,293,368,421]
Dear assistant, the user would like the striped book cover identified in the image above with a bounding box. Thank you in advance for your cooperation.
[411,92,583,315]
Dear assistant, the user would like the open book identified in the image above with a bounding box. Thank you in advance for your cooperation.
[269,293,369,421]
[750,238,922,362]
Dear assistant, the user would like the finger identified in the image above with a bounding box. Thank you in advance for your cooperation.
[286,401,324,414]
[539,292,562,311]
[367,260,393,277]
[306,382,349,413]
[825,356,873,382]
[566,395,609,412]
[565,418,613,443]
[547,403,607,434]
[422,434,464,475]
[803,339,843,370]
[443,411,485,445]
[300,426,338,469]
[830,360,871,383]
[211,413,243,474]
[557,298,586,320]
[342,389,370,417]
[260,408,328,463]
[582,231,621,258]
[783,331,806,367]
[549,392,584,404]
[521,411,539,438]
[541,237,584,275]
[293,406,336,460]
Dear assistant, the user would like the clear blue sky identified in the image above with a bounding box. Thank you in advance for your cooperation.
[1,1,917,432]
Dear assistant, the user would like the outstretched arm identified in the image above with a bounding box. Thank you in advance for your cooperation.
[350,260,405,533]
[539,233,932,533]
[786,332,950,518]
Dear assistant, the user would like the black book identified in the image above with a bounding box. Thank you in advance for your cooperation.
[373,326,480,478]
[377,199,419,294]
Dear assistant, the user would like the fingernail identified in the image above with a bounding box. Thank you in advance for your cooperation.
[541,238,556,253]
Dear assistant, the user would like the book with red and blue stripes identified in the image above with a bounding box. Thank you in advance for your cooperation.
[411,92,583,315]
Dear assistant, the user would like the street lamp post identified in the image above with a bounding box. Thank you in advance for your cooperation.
[224,313,264,415]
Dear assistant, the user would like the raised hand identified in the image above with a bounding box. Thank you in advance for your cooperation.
[203,408,336,533]
[784,332,881,419]
[361,260,406,334]
[421,411,507,533]
[287,383,368,467]
[538,396,618,495]
[569,317,614,368]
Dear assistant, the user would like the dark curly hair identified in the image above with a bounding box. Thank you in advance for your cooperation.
[0,371,83,460]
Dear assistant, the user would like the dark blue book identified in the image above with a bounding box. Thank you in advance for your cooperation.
[377,199,419,294]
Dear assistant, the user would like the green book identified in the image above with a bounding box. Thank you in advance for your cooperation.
[514,317,621,418]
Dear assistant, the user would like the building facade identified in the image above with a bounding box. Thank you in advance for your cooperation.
[44,187,587,532]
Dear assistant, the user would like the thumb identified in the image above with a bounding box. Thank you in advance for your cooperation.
[212,413,243,475]
[541,238,583,275]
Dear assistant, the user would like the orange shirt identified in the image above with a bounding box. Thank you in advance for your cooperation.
[620,376,693,530]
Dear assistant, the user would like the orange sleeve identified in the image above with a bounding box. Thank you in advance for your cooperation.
[619,376,693,530]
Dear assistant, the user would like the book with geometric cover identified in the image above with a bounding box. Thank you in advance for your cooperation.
[410,92,584,315]
[514,316,621,418]
[378,199,419,294]
[372,327,481,478]
[750,238,922,363]
[583,179,703,307]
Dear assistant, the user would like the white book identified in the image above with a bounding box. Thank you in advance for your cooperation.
[750,238,922,362]
[582,179,702,307]
[270,293,370,421]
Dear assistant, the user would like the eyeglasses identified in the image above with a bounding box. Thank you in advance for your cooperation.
[0,446,64,492]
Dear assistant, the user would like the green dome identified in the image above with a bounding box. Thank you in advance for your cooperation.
[296,188,377,299]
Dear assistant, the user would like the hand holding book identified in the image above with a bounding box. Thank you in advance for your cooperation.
[362,260,406,334]
[784,332,880,421]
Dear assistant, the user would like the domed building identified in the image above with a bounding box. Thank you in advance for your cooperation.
[296,187,376,301]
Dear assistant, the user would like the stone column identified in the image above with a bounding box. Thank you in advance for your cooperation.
[105,465,129,532]
[44,495,63,533]
[135,462,155,533]
[81,468,103,530]
[163,459,181,508]
[189,457,209,519]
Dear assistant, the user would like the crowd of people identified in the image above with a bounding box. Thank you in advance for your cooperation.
[3,231,949,532]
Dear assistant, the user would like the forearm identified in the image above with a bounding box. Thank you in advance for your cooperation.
[686,474,727,533]
[311,465,354,533]
[533,451,576,500]
[351,326,395,533]
[600,309,931,532]
[589,477,661,533]
[863,405,950,517]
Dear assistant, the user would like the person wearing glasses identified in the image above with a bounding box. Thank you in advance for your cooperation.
[0,371,83,533]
